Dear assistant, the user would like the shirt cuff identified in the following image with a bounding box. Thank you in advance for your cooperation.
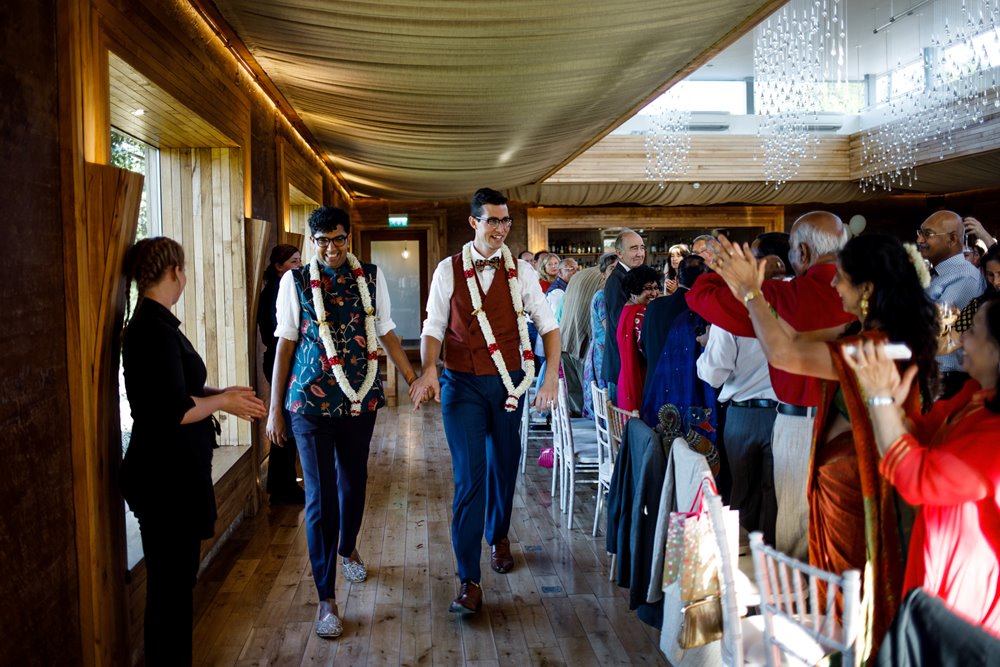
[879,433,915,482]
[274,325,299,342]
[376,317,396,338]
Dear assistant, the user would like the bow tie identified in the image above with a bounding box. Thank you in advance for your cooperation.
[474,257,503,272]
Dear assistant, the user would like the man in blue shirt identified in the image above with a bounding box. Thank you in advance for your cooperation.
[918,210,986,398]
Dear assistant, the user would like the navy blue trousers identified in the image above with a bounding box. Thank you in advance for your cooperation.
[291,411,376,600]
[441,368,524,583]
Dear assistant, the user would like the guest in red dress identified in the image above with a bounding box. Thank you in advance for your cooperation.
[615,264,661,412]
[847,294,1000,637]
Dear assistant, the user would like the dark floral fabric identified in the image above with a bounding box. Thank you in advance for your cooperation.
[285,261,385,417]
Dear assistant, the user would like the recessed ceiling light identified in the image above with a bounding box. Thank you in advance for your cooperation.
[692,182,701,189]
[132,108,145,116]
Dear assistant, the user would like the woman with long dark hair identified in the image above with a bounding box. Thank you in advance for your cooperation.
[711,232,940,658]
[848,293,1000,636]
[120,237,266,665]
[258,244,305,504]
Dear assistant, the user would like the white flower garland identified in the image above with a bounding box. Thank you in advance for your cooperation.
[461,242,536,411]
[310,254,378,416]
[903,242,932,288]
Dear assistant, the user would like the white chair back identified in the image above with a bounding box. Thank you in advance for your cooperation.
[749,532,862,667]
[704,479,743,666]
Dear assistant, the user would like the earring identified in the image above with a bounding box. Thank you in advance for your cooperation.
[859,294,869,324]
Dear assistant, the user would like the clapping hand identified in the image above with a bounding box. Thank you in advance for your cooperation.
[708,234,766,304]
[841,339,918,406]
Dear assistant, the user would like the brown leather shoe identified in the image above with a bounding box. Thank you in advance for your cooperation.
[448,581,483,614]
[491,537,514,574]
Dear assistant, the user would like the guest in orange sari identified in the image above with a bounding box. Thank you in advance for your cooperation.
[711,233,940,658]
[615,264,661,412]
[847,294,1000,637]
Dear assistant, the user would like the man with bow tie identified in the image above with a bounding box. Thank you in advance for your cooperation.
[410,187,560,615]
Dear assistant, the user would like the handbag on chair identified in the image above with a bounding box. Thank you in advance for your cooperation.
[661,477,736,651]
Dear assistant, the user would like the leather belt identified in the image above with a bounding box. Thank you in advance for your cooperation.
[776,403,817,417]
[730,399,778,409]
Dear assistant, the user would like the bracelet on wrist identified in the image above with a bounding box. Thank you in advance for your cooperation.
[866,395,895,407]
[742,289,762,305]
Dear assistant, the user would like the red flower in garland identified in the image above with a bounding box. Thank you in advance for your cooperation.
[330,356,343,366]
[309,279,321,289]
[463,269,475,279]
[522,350,534,361]
[352,267,364,278]
[366,351,379,361]
[506,268,517,279]
[487,343,500,354]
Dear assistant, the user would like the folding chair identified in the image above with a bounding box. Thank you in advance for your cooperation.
[591,381,613,536]
[749,532,862,667]
[553,378,599,529]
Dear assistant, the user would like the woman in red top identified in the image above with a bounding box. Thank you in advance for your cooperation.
[847,294,1000,636]
[615,264,661,411]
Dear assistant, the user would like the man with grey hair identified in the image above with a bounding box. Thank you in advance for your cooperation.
[687,211,854,560]
[601,229,646,404]
[691,234,715,260]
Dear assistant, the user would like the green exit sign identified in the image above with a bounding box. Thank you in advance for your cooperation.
[388,214,408,227]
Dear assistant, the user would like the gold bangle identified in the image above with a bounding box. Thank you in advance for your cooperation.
[742,289,762,305]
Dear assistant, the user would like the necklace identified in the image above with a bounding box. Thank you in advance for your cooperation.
[460,243,535,411]
[310,255,378,416]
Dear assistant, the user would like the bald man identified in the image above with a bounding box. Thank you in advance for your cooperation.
[687,211,854,560]
[918,210,986,397]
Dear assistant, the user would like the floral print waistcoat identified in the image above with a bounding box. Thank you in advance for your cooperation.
[285,262,385,417]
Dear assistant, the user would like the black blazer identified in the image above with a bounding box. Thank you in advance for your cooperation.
[120,299,217,539]
[601,263,629,384]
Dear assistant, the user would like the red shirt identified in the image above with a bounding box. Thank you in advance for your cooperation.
[685,263,855,407]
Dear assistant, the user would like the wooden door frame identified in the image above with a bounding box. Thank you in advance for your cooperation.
[358,229,430,343]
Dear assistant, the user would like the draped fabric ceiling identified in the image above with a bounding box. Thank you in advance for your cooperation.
[212,0,784,201]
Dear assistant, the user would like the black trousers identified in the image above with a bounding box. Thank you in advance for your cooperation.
[139,519,202,666]
[724,404,778,546]
[267,406,301,498]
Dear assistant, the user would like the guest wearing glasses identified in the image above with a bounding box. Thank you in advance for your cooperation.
[410,188,560,615]
[917,210,986,398]
[266,206,419,639]
[615,264,661,412]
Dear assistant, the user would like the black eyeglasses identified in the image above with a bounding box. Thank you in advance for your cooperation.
[312,234,349,248]
[474,216,514,229]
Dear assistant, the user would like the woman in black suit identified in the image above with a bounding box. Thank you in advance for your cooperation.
[258,244,306,504]
[120,237,265,666]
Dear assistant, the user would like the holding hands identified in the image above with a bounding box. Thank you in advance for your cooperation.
[409,371,439,411]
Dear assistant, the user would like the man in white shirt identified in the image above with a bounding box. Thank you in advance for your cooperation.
[409,188,560,615]
[697,325,778,545]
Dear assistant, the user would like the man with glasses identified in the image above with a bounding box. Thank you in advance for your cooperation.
[917,210,986,398]
[266,206,420,639]
[410,188,560,615]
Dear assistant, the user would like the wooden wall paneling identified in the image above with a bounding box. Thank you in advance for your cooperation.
[78,163,143,666]
[285,232,306,255]
[547,135,852,183]
[527,205,784,251]
[160,148,250,447]
[288,206,311,245]
[96,2,250,149]
[245,216,271,512]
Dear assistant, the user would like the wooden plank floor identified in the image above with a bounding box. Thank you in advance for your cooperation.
[191,402,668,666]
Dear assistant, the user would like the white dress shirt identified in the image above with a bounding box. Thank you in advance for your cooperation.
[274,265,396,344]
[697,325,777,403]
[421,246,558,341]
